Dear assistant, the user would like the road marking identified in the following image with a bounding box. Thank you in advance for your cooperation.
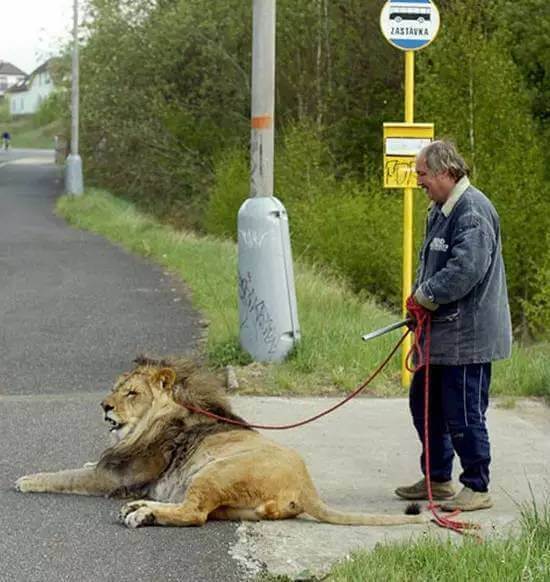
[8,157,54,165]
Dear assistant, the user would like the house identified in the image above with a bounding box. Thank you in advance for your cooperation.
[6,59,57,116]
[0,61,27,98]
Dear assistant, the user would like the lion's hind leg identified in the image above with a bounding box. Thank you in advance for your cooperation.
[209,507,261,521]
[209,499,302,522]
[254,499,302,520]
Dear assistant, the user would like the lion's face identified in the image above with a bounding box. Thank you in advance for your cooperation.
[101,367,176,442]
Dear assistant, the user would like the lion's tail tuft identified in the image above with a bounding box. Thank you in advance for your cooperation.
[405,502,422,515]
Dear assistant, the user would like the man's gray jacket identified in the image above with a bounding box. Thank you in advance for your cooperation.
[413,180,512,365]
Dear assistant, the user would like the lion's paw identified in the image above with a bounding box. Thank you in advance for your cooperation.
[15,474,44,493]
[120,501,156,528]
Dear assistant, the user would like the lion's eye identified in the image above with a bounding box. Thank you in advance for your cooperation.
[126,390,138,397]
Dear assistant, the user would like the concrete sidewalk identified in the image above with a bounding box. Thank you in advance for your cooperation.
[229,395,550,577]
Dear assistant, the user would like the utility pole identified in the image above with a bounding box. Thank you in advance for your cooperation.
[65,0,84,195]
[237,0,300,362]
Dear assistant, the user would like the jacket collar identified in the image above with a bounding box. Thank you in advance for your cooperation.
[441,176,470,217]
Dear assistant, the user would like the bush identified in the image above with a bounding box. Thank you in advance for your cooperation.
[33,92,67,128]
[524,239,550,339]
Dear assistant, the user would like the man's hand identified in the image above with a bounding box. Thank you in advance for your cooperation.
[406,295,429,330]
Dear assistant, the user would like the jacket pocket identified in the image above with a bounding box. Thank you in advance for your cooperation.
[432,310,459,323]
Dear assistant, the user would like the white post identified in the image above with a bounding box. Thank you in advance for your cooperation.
[65,0,84,195]
[250,0,275,198]
[237,0,300,362]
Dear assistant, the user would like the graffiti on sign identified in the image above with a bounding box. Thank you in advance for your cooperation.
[384,157,417,188]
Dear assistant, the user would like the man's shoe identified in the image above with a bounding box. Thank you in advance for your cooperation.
[395,478,455,500]
[440,486,493,512]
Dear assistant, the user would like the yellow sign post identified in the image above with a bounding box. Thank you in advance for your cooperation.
[383,119,434,386]
[379,1,440,387]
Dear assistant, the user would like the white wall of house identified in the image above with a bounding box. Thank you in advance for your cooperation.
[9,70,54,115]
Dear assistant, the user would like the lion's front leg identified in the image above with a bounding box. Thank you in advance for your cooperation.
[15,467,119,497]
[120,499,209,528]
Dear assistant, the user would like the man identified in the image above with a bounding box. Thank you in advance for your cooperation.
[395,140,512,511]
[2,131,11,150]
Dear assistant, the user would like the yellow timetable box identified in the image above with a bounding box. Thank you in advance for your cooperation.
[383,123,434,188]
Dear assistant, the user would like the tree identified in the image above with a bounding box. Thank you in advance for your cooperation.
[416,0,550,332]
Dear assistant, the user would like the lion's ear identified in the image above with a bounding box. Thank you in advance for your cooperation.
[155,368,176,391]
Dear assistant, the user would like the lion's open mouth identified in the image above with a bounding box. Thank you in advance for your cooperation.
[104,416,124,432]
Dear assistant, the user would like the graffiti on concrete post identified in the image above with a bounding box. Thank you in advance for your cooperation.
[239,229,269,249]
[238,270,279,355]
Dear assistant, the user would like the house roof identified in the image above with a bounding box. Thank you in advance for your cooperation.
[0,61,27,76]
[28,58,55,78]
[4,58,60,94]
[5,80,28,94]
[29,59,51,78]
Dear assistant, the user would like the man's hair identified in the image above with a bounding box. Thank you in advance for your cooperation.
[418,140,469,181]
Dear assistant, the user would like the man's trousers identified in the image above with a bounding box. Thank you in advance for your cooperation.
[409,363,492,492]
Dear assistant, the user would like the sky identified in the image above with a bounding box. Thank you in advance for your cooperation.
[0,0,76,74]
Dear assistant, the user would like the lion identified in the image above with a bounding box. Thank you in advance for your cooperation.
[16,356,429,529]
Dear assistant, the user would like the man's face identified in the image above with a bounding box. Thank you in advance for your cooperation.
[415,156,455,204]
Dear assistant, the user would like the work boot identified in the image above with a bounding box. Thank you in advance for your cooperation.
[395,477,455,500]
[440,486,493,512]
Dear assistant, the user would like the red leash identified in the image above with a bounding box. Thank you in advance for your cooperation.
[182,332,408,430]
[406,298,480,537]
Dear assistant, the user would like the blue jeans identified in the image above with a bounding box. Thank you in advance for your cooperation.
[409,363,492,492]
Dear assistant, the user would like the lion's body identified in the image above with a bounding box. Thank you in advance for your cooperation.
[16,357,428,528]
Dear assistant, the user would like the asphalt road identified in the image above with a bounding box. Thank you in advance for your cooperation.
[0,150,243,582]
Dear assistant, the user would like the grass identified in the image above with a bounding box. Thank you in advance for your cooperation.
[326,499,550,582]
[57,189,550,400]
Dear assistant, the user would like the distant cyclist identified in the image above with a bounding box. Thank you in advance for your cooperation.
[2,131,11,150]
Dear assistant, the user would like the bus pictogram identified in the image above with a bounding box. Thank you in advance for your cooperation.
[389,6,431,24]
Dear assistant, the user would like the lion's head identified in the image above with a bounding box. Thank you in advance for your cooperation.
[101,359,177,442]
[100,356,235,443]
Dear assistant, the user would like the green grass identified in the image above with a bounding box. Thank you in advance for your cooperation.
[492,342,550,402]
[327,499,550,582]
[56,189,550,399]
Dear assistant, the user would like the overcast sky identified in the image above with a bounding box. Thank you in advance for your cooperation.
[0,0,77,74]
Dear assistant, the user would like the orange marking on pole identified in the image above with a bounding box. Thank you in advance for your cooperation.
[251,115,273,129]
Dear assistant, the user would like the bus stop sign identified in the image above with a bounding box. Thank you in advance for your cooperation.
[380,0,440,51]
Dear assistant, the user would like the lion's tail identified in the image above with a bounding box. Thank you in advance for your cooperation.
[299,481,429,526]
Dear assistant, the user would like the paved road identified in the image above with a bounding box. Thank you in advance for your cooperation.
[0,150,242,582]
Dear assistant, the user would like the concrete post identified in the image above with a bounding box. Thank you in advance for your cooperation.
[65,0,84,195]
[237,0,300,362]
